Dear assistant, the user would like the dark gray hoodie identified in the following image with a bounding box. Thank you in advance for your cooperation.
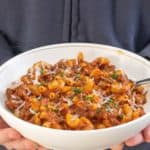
[0,0,150,149]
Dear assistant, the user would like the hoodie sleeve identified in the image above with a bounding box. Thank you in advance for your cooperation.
[139,43,150,60]
[0,33,14,65]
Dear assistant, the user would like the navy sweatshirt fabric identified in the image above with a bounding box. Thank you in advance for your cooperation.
[0,0,150,149]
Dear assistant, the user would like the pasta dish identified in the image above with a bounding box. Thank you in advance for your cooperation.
[5,52,146,130]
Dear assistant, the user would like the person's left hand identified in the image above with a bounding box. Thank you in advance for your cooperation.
[111,124,150,150]
[125,124,150,146]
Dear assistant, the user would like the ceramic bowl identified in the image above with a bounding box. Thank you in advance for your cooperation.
[0,43,150,150]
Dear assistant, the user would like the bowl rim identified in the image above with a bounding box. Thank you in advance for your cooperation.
[0,42,150,134]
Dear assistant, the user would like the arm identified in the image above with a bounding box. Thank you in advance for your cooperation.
[0,33,14,65]
[140,43,150,60]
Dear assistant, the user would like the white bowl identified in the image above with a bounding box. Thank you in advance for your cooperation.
[0,43,150,150]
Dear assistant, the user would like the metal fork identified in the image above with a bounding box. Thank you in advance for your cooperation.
[136,78,150,86]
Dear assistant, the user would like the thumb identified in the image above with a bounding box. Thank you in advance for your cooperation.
[111,143,124,150]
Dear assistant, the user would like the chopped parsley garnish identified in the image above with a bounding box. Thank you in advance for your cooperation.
[105,98,118,109]
[114,103,118,109]
[117,114,123,120]
[52,108,59,113]
[83,95,94,101]
[60,72,64,77]
[73,87,82,94]
[104,104,110,110]
[40,69,44,75]
[96,108,101,114]
[76,73,80,79]
[111,72,118,79]
[107,98,114,103]
[37,83,42,86]
[37,83,44,86]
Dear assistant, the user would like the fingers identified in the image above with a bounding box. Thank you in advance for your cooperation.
[0,117,9,129]
[0,119,47,150]
[38,146,48,150]
[0,128,22,144]
[111,143,124,150]
[4,139,39,150]
[125,133,144,146]
[0,126,47,150]
[143,125,150,142]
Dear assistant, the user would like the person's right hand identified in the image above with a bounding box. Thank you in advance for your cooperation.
[0,117,46,150]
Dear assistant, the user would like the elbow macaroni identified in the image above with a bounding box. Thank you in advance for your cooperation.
[5,52,147,130]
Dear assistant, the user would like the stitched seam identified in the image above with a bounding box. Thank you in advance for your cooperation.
[62,0,72,42]
[71,0,79,42]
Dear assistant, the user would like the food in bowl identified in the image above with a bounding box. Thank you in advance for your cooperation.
[5,52,147,130]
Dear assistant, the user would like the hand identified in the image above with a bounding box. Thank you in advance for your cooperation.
[111,124,150,150]
[0,117,46,150]
[125,125,150,146]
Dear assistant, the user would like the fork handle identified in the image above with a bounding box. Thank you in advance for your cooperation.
[136,78,150,85]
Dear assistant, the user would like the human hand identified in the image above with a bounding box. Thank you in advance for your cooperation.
[0,117,46,150]
[111,125,150,150]
[125,125,150,146]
